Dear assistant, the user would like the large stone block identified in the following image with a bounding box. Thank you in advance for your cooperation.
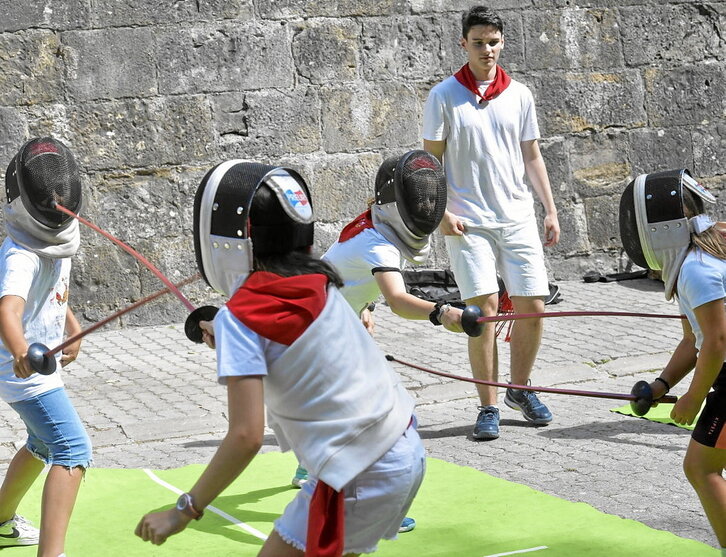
[155,21,294,95]
[62,27,157,100]
[361,16,441,82]
[293,19,359,84]
[212,87,321,157]
[693,123,726,177]
[26,96,214,169]
[644,65,726,128]
[627,128,693,177]
[583,194,621,250]
[539,136,572,201]
[410,0,530,13]
[534,70,646,134]
[523,8,622,70]
[0,31,63,105]
[88,0,253,27]
[257,0,406,18]
[0,108,27,164]
[0,2,90,33]
[300,152,381,223]
[321,82,421,152]
[567,131,632,197]
[620,4,725,66]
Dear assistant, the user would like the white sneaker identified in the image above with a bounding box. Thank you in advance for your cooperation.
[0,514,39,546]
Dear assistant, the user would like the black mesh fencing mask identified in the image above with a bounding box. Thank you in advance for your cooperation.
[375,150,447,237]
[5,137,82,229]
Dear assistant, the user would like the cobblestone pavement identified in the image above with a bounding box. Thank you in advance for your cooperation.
[0,278,717,550]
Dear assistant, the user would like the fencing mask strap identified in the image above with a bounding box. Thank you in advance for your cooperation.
[4,137,82,258]
[371,150,447,264]
[194,160,314,297]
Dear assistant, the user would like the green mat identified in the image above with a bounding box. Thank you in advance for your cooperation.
[10,451,716,556]
[612,402,700,431]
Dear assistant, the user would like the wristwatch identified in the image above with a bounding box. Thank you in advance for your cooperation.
[176,493,204,520]
[429,302,451,326]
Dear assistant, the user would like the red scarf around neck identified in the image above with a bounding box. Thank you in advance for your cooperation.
[226,271,328,345]
[338,209,374,243]
[454,63,511,103]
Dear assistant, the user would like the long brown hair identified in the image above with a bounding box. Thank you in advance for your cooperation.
[683,188,726,260]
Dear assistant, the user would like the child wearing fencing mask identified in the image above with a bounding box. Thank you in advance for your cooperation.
[288,150,464,533]
[0,137,91,557]
[135,161,425,557]
[620,169,726,553]
[322,150,463,337]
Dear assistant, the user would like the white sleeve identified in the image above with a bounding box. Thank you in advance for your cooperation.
[423,87,449,142]
[363,234,403,272]
[0,249,39,301]
[520,87,540,142]
[213,306,269,385]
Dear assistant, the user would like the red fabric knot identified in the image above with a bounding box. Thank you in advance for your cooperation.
[227,271,328,345]
[454,63,511,103]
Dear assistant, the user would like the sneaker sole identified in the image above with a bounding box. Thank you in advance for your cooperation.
[472,429,499,440]
[504,397,552,425]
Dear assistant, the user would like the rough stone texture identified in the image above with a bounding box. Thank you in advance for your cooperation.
[0,1,723,324]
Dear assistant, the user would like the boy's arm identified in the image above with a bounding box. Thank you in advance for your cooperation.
[0,295,33,378]
[423,139,464,237]
[61,307,83,367]
[521,139,560,247]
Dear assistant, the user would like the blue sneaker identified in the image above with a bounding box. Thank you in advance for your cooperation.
[291,465,309,488]
[398,516,416,533]
[473,405,499,440]
[504,386,552,425]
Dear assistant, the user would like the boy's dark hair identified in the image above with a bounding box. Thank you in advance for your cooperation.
[250,183,344,287]
[462,6,504,39]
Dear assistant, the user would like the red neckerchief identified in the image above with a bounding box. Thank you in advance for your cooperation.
[306,481,344,557]
[454,63,511,103]
[226,271,328,345]
[338,209,374,243]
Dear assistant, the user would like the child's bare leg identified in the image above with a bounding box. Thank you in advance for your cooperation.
[683,438,726,546]
[0,447,44,522]
[38,465,84,557]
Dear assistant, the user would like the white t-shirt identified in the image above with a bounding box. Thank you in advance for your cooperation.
[677,249,726,354]
[423,75,540,228]
[213,287,414,490]
[323,228,405,314]
[0,238,66,403]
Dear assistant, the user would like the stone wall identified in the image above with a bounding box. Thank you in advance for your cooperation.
[0,0,724,325]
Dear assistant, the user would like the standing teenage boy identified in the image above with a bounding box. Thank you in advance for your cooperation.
[422,5,560,440]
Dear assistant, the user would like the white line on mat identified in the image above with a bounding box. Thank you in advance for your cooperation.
[483,546,549,557]
[142,468,268,541]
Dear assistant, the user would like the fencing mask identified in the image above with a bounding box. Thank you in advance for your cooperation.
[371,150,447,264]
[193,160,314,297]
[4,137,82,257]
[619,168,717,300]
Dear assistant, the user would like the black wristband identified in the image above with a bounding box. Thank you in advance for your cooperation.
[654,377,671,393]
[429,302,443,326]
[366,302,376,312]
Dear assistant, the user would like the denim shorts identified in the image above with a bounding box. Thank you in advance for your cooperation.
[274,424,426,554]
[445,219,549,300]
[10,387,92,469]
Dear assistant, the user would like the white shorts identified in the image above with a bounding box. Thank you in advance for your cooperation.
[274,425,426,555]
[445,219,549,300]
